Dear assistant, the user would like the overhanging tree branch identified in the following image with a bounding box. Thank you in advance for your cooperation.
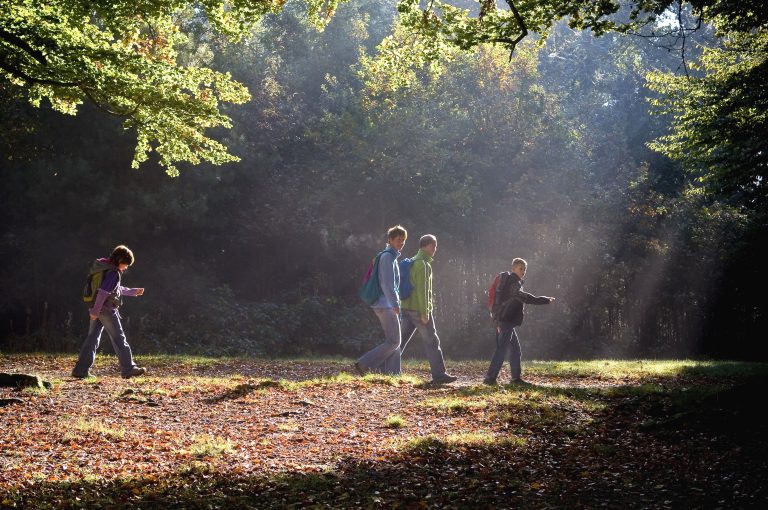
[626,1,703,77]
[79,85,140,117]
[489,0,528,61]
[0,57,79,87]
[0,28,48,65]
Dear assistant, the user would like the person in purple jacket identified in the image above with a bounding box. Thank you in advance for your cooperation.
[71,245,147,379]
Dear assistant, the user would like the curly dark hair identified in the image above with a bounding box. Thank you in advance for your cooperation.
[109,245,135,266]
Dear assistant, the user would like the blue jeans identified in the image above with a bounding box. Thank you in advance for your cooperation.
[357,307,401,374]
[485,321,521,381]
[73,308,139,377]
[382,311,447,378]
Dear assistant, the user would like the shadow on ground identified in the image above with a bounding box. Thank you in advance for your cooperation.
[6,375,767,509]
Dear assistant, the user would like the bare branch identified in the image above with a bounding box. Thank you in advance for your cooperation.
[625,1,702,77]
[503,0,528,60]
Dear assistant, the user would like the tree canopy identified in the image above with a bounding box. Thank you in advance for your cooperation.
[647,22,767,210]
[0,0,341,175]
[2,0,764,181]
[2,1,765,360]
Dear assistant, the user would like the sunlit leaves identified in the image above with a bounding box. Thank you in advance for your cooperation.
[388,0,629,68]
[358,20,457,95]
[0,0,337,176]
[646,27,768,208]
[0,0,262,176]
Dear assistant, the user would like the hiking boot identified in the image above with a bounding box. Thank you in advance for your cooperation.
[482,378,498,386]
[71,370,94,379]
[122,367,146,379]
[510,378,528,385]
[431,373,458,384]
[353,362,367,377]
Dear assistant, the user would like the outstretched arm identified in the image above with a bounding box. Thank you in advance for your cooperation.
[120,287,145,297]
[514,289,554,305]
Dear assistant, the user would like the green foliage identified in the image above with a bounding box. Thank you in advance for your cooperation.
[3,0,761,179]
[0,1,261,175]
[384,414,406,428]
[0,0,347,176]
[646,28,768,209]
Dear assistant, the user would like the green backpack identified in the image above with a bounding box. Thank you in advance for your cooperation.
[83,269,107,304]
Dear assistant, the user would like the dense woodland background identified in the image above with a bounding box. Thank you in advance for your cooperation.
[1,0,766,361]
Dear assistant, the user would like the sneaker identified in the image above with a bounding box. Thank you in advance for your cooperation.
[71,370,94,379]
[353,362,367,377]
[482,378,498,386]
[510,378,527,384]
[122,367,146,379]
[431,374,458,384]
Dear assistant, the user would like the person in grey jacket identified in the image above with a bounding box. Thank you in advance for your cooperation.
[355,225,407,376]
[484,258,555,385]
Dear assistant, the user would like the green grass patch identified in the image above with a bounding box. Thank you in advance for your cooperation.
[362,373,422,386]
[188,434,235,458]
[302,372,357,386]
[276,419,302,432]
[117,386,167,397]
[525,359,768,381]
[171,376,249,390]
[136,354,240,367]
[421,396,488,413]
[21,385,49,396]
[384,414,406,428]
[446,432,526,448]
[402,432,525,452]
[258,373,422,390]
[591,443,619,456]
[197,372,424,395]
[68,417,126,440]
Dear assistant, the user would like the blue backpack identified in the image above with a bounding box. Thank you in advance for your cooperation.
[398,258,415,299]
[359,250,387,305]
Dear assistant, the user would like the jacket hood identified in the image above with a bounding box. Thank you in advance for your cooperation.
[89,258,118,275]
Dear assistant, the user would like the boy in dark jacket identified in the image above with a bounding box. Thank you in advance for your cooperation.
[72,245,146,379]
[484,258,554,385]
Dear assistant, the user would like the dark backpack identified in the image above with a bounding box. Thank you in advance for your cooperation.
[398,258,415,299]
[488,272,511,319]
